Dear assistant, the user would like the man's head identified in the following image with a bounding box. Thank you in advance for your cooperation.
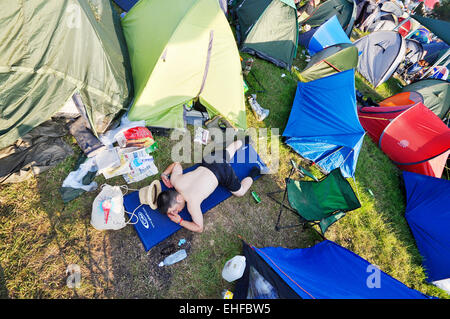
[157,189,186,215]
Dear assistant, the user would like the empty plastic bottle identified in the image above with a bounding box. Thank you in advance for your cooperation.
[158,249,187,267]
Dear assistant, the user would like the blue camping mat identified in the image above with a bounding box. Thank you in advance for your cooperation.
[123,144,267,251]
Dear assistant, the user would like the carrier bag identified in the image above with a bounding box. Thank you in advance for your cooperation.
[91,184,127,231]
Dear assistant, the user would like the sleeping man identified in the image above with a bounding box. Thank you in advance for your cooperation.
[156,138,261,233]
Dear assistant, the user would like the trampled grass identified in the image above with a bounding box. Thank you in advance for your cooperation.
[0,23,449,299]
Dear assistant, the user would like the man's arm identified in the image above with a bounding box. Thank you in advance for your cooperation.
[167,201,204,233]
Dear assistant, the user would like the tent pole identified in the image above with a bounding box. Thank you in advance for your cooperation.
[420,49,450,79]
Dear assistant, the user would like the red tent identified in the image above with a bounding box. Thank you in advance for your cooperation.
[358,93,450,178]
[358,92,422,142]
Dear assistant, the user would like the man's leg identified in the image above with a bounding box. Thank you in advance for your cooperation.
[230,166,261,197]
[225,135,252,160]
[225,137,260,197]
[225,139,243,160]
[204,137,247,164]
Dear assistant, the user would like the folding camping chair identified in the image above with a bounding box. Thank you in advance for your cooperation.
[267,160,361,236]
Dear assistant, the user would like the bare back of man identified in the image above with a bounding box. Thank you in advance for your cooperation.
[171,165,218,228]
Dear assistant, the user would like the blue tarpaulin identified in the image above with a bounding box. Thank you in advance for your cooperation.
[283,69,365,178]
[299,15,352,56]
[404,171,450,282]
[252,240,432,299]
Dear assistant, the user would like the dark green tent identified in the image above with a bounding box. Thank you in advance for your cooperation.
[231,0,299,69]
[299,0,357,35]
[0,0,133,149]
[401,79,450,120]
[292,43,358,82]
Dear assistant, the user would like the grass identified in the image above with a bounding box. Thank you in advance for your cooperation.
[1,24,449,299]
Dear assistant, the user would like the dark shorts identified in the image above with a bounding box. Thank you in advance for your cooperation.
[200,150,242,192]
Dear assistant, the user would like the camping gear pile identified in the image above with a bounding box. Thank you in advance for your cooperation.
[1,0,449,299]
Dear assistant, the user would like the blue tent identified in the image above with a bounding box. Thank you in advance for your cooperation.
[283,69,365,178]
[235,240,432,299]
[299,15,352,56]
[404,171,450,283]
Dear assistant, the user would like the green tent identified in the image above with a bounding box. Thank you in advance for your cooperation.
[0,0,133,149]
[122,0,246,130]
[292,43,358,82]
[232,0,299,69]
[401,79,450,120]
[300,0,357,36]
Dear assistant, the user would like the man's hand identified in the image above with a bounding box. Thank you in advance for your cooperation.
[161,173,173,188]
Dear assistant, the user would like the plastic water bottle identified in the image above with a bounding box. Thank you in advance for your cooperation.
[248,94,269,121]
[158,249,187,267]
[222,255,246,282]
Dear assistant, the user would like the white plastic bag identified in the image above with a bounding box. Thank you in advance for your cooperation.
[91,184,127,231]
[62,157,98,192]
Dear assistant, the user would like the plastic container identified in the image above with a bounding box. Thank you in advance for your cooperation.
[158,249,187,267]
[222,255,246,282]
